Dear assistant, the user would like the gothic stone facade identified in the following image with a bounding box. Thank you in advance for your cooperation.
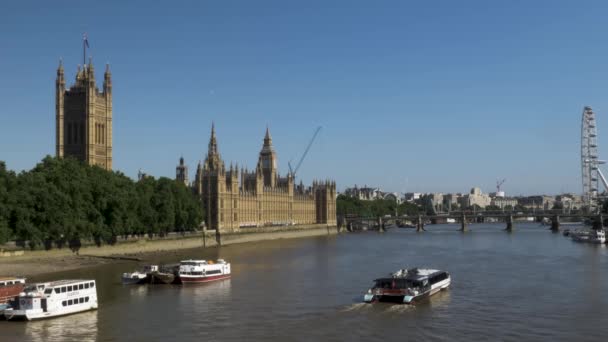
[56,58,113,170]
[194,125,336,232]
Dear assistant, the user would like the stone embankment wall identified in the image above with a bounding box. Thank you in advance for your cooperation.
[0,224,340,258]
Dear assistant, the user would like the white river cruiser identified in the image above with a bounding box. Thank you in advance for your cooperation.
[364,268,451,304]
[178,259,231,284]
[571,229,606,244]
[4,280,98,320]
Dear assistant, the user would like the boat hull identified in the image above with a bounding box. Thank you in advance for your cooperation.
[5,306,97,321]
[121,276,147,285]
[179,274,231,284]
[149,272,176,285]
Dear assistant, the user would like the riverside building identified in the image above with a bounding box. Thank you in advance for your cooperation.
[193,125,336,232]
[55,58,113,170]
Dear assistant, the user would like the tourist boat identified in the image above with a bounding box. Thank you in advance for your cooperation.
[178,259,231,284]
[571,229,606,244]
[363,268,450,304]
[4,279,98,320]
[121,265,156,285]
[0,277,26,312]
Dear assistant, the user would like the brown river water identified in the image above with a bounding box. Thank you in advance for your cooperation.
[1,223,607,341]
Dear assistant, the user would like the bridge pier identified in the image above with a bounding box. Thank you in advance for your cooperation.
[459,213,467,232]
[505,214,514,232]
[416,215,425,232]
[551,215,560,232]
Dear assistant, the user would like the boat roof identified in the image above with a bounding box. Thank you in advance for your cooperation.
[0,276,25,281]
[180,259,207,263]
[45,279,95,287]
[375,268,445,282]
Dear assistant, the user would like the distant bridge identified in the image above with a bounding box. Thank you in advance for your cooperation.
[342,210,606,233]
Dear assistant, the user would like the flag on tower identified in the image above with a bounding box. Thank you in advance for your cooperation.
[83,33,89,48]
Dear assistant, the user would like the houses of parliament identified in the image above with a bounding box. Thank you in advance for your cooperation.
[55,58,113,170]
[189,125,337,232]
[53,55,336,231]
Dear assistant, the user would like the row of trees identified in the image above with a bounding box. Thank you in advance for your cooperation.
[0,156,203,250]
[336,194,422,218]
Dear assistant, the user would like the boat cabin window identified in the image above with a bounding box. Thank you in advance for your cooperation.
[0,282,4,287]
[90,282,95,288]
[62,301,66,307]
[428,272,448,285]
[206,270,222,275]
[85,283,89,289]
[68,299,73,305]
[7,281,13,285]
[85,296,89,302]
[61,287,66,293]
[68,286,72,291]
[79,298,84,304]
[54,288,60,294]
[44,288,53,295]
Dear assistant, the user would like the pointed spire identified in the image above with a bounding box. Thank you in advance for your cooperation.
[264,125,272,146]
[208,123,218,156]
[105,63,111,74]
[58,58,64,72]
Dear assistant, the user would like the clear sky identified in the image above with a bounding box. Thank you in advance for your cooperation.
[2,0,608,196]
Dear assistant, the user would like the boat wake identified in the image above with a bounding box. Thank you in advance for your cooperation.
[340,303,369,312]
[383,304,415,313]
[339,302,416,314]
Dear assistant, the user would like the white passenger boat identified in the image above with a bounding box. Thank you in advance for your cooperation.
[364,268,450,304]
[178,259,231,284]
[571,229,606,244]
[4,280,98,320]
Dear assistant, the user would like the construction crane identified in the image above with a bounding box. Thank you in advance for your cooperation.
[496,179,506,195]
[288,126,322,179]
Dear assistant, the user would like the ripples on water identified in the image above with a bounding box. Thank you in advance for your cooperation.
[1,223,607,341]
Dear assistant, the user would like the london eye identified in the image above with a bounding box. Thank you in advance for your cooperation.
[581,106,608,212]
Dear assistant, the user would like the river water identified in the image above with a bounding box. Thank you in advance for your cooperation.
[1,223,607,341]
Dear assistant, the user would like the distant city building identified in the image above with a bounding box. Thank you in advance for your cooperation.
[422,193,445,213]
[491,197,518,209]
[404,192,422,202]
[344,186,382,201]
[193,125,336,232]
[56,58,113,170]
[517,196,555,210]
[176,156,189,186]
[382,192,402,204]
[555,194,583,210]
[343,186,402,204]
[459,187,492,208]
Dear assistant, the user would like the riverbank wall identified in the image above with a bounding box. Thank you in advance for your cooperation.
[0,224,340,261]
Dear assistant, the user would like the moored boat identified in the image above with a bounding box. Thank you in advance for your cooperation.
[0,277,26,312]
[4,279,98,321]
[363,268,450,304]
[121,265,155,285]
[178,259,231,284]
[571,229,606,244]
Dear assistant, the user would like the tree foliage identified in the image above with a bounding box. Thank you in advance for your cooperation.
[337,194,421,218]
[0,157,203,250]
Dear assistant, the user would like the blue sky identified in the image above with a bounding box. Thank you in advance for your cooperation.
[2,0,608,195]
